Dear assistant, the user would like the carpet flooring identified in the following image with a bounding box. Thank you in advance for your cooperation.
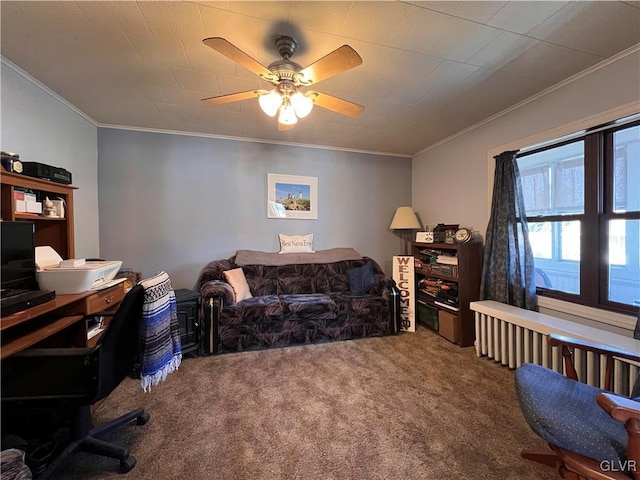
[57,326,557,479]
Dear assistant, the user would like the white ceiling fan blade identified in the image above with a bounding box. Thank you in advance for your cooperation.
[309,91,364,118]
[296,45,362,86]
[201,90,263,106]
[203,37,278,82]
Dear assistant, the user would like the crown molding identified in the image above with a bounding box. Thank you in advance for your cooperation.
[1,56,409,159]
[97,124,412,158]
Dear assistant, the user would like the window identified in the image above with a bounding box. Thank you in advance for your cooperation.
[517,120,640,314]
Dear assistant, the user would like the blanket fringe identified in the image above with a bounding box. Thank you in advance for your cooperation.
[141,354,182,392]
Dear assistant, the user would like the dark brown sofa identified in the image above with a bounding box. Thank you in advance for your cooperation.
[198,248,401,354]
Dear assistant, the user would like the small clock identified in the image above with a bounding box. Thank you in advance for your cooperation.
[454,227,473,243]
[2,152,22,173]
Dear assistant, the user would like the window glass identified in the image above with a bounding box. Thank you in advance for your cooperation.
[529,221,580,294]
[519,141,584,216]
[608,219,640,306]
[518,119,639,314]
[613,125,640,213]
[560,221,580,261]
[529,222,551,259]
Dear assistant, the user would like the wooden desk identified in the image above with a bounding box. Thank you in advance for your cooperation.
[0,283,126,359]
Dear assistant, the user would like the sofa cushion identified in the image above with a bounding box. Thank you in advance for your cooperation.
[330,292,389,316]
[280,294,337,319]
[224,268,253,302]
[218,295,284,326]
[347,260,376,295]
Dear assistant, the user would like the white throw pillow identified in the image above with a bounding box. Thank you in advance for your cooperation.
[223,268,253,302]
[278,233,315,254]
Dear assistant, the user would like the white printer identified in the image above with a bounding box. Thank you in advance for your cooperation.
[35,246,122,294]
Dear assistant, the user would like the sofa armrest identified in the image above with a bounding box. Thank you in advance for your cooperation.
[369,274,396,297]
[386,282,402,333]
[367,275,401,333]
[200,280,235,306]
[200,280,235,355]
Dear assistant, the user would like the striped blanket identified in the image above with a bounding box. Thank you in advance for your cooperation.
[139,272,182,392]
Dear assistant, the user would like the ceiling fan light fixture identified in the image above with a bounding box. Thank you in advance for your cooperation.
[278,102,298,125]
[259,90,282,117]
[291,92,313,118]
[202,36,364,128]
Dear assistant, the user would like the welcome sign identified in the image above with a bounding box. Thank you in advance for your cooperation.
[393,256,415,332]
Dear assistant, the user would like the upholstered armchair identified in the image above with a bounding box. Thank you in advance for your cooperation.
[515,334,640,480]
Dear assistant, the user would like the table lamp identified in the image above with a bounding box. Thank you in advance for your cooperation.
[389,206,421,255]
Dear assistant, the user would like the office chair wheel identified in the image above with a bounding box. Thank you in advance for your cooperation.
[119,455,136,473]
[136,412,150,425]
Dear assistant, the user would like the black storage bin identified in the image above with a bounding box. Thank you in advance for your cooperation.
[416,297,438,331]
[174,289,200,356]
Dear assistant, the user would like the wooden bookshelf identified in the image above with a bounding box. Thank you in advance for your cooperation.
[1,169,76,258]
[412,242,483,347]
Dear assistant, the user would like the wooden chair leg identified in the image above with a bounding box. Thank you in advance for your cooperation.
[521,449,559,468]
[557,465,584,480]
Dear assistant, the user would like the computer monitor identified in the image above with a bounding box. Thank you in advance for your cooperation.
[1,221,38,292]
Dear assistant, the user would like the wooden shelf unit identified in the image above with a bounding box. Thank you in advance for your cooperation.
[0,282,125,359]
[0,171,128,358]
[412,241,483,347]
[1,170,76,258]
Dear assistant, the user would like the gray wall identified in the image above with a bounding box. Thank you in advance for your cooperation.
[98,128,412,289]
[1,60,100,258]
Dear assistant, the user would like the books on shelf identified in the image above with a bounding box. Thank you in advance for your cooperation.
[87,316,104,339]
[87,326,105,340]
[425,263,458,277]
[434,300,459,312]
[436,255,458,265]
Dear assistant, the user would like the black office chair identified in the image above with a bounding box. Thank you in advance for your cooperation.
[1,285,149,478]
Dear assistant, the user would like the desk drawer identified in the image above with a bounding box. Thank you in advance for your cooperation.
[87,284,125,314]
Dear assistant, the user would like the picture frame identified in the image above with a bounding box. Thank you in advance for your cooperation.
[267,173,318,219]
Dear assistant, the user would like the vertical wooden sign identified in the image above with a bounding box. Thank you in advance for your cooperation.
[393,256,415,332]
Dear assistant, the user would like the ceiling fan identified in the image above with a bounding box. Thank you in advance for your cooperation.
[201,36,364,130]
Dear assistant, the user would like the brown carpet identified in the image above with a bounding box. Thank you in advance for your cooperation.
[57,326,557,479]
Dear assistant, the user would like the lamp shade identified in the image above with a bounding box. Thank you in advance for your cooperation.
[259,90,282,117]
[278,102,298,125]
[389,207,421,230]
[291,92,313,118]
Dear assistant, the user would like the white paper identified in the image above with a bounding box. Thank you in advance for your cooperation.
[35,246,63,270]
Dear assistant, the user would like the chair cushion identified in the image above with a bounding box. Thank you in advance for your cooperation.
[515,363,629,464]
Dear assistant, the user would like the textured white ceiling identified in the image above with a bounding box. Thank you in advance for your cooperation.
[1,1,639,156]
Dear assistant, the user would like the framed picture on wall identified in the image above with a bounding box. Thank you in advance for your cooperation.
[267,173,318,219]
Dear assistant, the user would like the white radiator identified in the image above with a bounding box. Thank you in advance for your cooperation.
[471,300,639,396]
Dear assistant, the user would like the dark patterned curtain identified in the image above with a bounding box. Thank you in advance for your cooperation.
[481,150,537,310]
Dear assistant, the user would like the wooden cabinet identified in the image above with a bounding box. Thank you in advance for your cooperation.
[1,169,76,258]
[412,241,483,347]
[85,282,126,348]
